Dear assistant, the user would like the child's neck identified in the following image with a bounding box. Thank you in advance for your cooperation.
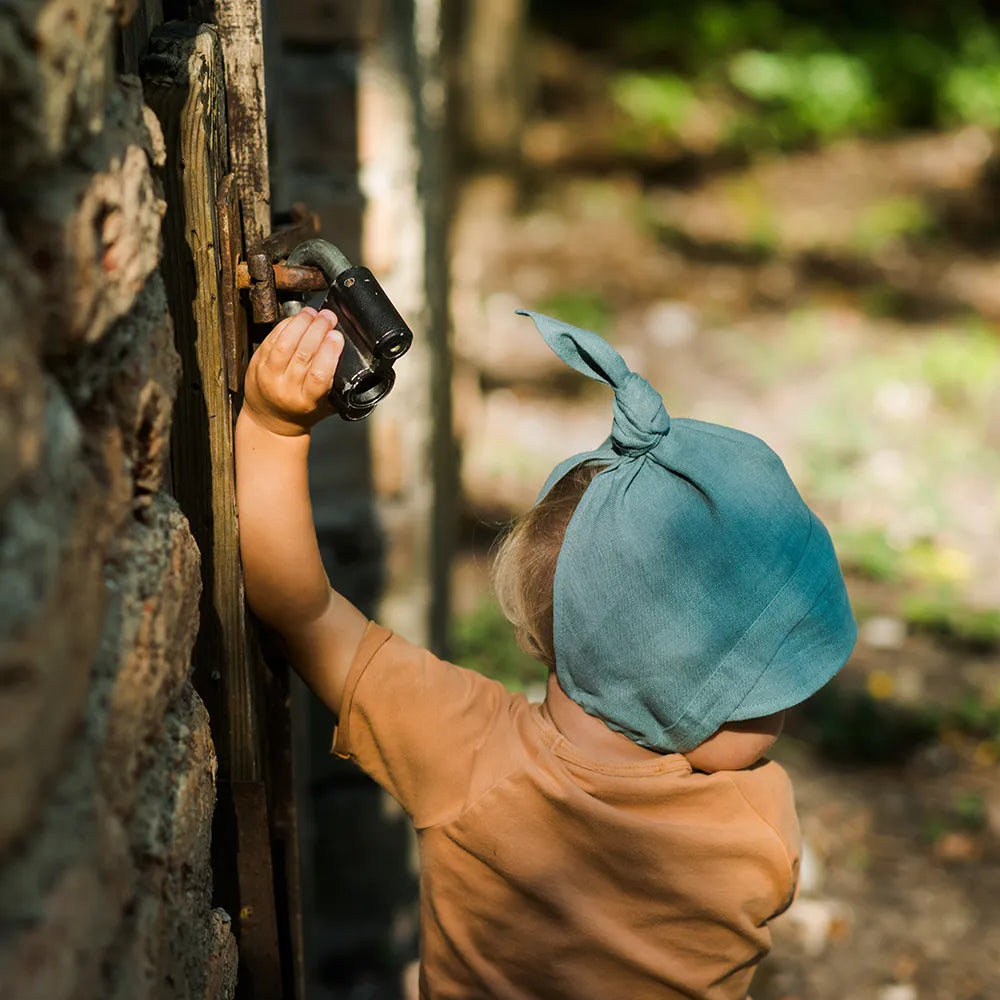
[541,672,667,764]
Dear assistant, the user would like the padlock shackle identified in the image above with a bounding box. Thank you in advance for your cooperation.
[282,236,412,420]
[286,238,353,282]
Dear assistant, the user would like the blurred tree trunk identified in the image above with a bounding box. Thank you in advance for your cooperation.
[457,0,529,166]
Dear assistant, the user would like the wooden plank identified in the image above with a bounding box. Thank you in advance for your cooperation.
[213,0,272,249]
[145,13,304,997]
[143,22,288,1000]
[217,172,249,392]
[142,21,261,784]
[208,8,307,990]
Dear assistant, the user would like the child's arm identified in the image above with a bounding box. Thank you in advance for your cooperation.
[234,307,367,716]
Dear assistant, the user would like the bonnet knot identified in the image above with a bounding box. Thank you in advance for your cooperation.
[515,309,672,457]
[612,372,671,456]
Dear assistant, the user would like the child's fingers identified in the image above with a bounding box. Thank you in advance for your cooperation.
[302,327,344,399]
[260,307,318,370]
[283,310,338,377]
[283,314,329,375]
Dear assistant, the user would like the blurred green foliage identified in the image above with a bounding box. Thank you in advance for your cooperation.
[793,683,937,762]
[451,597,548,691]
[727,50,882,144]
[952,791,988,831]
[921,788,989,845]
[853,197,937,254]
[860,285,915,319]
[945,693,1000,745]
[835,531,1000,651]
[794,675,1000,765]
[542,0,1000,152]
[900,591,1000,649]
[611,73,696,137]
[535,290,613,336]
[833,526,905,584]
[798,316,1000,506]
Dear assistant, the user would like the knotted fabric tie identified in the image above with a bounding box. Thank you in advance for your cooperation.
[517,310,670,457]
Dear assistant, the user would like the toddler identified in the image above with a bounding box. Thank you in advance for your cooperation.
[234,307,858,1000]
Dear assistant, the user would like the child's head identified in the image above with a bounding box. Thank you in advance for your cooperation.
[495,311,858,756]
[492,461,605,668]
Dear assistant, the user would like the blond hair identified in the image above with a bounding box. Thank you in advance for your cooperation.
[491,462,606,668]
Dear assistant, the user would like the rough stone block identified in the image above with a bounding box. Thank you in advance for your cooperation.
[103,893,166,1000]
[97,684,228,1000]
[134,686,234,1000]
[0,0,115,178]
[8,80,166,347]
[199,909,238,1000]
[91,493,201,819]
[0,328,46,505]
[0,218,46,503]
[0,750,133,1000]
[132,685,217,884]
[54,274,180,516]
[105,899,237,1000]
[0,385,114,855]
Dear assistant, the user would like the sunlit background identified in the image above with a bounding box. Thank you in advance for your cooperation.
[445,3,1000,999]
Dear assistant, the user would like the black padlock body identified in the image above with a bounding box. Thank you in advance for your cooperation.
[319,286,396,421]
[330,266,413,363]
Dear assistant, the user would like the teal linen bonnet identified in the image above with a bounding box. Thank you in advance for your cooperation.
[518,310,858,754]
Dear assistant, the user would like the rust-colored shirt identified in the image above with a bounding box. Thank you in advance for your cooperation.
[333,624,801,1000]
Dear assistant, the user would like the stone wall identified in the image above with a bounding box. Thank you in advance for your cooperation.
[0,3,236,998]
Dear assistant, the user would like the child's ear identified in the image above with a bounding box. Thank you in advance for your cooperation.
[513,626,549,666]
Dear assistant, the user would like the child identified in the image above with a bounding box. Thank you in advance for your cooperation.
[234,307,858,1000]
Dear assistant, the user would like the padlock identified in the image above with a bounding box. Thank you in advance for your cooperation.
[285,239,413,421]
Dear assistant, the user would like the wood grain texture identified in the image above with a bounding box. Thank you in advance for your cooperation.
[214,0,272,248]
[144,20,303,997]
[142,21,259,784]
[217,172,248,392]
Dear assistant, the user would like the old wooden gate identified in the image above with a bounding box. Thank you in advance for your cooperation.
[139,3,302,997]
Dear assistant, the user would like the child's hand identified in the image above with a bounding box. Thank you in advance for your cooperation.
[242,307,345,436]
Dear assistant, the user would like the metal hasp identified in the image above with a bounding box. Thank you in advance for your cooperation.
[286,238,414,421]
[246,204,323,324]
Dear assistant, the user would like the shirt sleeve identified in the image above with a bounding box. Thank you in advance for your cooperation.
[332,621,519,829]
[727,760,802,917]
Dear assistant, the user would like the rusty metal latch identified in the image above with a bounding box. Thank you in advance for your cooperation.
[244,203,324,325]
[217,177,327,393]
[216,185,415,422]
[235,262,328,294]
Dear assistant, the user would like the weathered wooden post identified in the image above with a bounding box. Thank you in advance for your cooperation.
[142,5,301,997]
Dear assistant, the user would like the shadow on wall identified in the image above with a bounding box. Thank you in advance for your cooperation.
[261,0,423,993]
[307,473,421,999]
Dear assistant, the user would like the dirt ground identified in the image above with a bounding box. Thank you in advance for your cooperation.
[449,112,1000,997]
